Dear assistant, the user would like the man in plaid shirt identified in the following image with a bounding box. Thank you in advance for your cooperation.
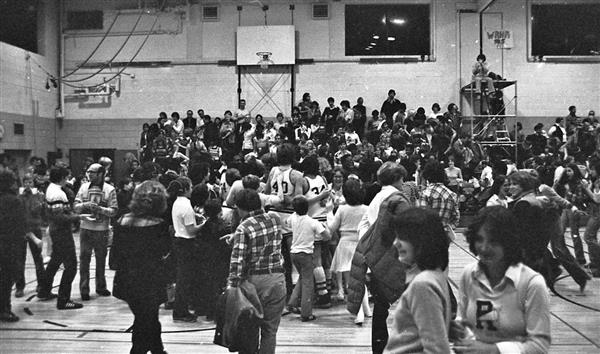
[421,161,460,238]
[228,189,286,354]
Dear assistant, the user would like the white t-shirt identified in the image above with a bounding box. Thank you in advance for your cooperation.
[242,126,255,150]
[172,196,197,239]
[286,213,324,254]
[235,108,251,120]
[345,132,361,146]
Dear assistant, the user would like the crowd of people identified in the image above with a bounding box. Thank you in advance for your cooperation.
[0,87,598,354]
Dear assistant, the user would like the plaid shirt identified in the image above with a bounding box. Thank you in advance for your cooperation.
[229,210,284,283]
[422,183,460,228]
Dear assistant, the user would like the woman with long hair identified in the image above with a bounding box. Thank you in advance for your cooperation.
[553,163,587,264]
[486,175,509,208]
[111,181,171,354]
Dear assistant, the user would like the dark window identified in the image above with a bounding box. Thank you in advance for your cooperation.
[0,0,38,53]
[313,4,329,19]
[203,6,219,20]
[532,4,600,56]
[345,4,430,56]
[14,123,24,135]
[67,11,103,30]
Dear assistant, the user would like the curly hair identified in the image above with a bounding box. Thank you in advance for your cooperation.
[129,180,168,217]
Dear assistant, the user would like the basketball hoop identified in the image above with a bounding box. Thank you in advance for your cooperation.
[256,51,274,69]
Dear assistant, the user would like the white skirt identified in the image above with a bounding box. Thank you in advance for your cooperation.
[330,238,358,273]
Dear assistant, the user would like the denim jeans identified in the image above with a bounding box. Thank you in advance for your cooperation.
[561,209,586,263]
[79,228,109,296]
[584,215,600,270]
[245,273,286,354]
[15,228,45,291]
[289,252,314,318]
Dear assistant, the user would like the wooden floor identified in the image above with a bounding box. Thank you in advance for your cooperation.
[1,230,599,354]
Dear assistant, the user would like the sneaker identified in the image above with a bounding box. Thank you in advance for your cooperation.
[81,294,90,301]
[37,292,58,301]
[332,292,345,302]
[173,313,197,322]
[57,300,83,310]
[15,289,24,298]
[0,312,19,322]
[96,289,111,297]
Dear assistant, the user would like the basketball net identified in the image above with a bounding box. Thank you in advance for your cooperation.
[256,51,274,69]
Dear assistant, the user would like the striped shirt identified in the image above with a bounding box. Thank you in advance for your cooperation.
[228,210,283,283]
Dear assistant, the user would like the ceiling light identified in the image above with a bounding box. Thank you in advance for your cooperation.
[381,16,386,24]
[373,35,380,39]
[370,42,376,46]
[391,18,406,25]
[387,36,396,41]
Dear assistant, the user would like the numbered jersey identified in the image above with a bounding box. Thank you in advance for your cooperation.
[305,175,329,218]
[270,167,294,198]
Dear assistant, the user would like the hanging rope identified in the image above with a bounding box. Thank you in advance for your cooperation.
[60,10,145,83]
[60,12,121,79]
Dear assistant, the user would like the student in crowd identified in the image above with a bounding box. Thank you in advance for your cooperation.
[227,189,286,354]
[421,160,460,241]
[328,179,371,325]
[286,195,329,322]
[452,206,551,354]
[0,170,28,322]
[385,208,452,353]
[485,175,509,208]
[348,163,412,354]
[39,166,83,310]
[111,181,171,354]
[168,177,205,322]
[14,173,46,298]
[195,198,231,321]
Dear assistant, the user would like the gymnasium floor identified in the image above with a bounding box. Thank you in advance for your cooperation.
[1,229,599,354]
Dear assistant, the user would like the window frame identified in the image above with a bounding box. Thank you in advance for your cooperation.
[343,1,435,61]
[527,0,600,62]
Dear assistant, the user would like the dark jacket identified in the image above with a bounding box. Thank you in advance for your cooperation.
[111,220,170,304]
[18,189,45,232]
[347,191,411,314]
[214,280,263,353]
[509,191,559,285]
[509,192,553,261]
[0,192,26,246]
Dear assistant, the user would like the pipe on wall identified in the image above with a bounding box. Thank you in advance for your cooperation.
[479,0,497,55]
